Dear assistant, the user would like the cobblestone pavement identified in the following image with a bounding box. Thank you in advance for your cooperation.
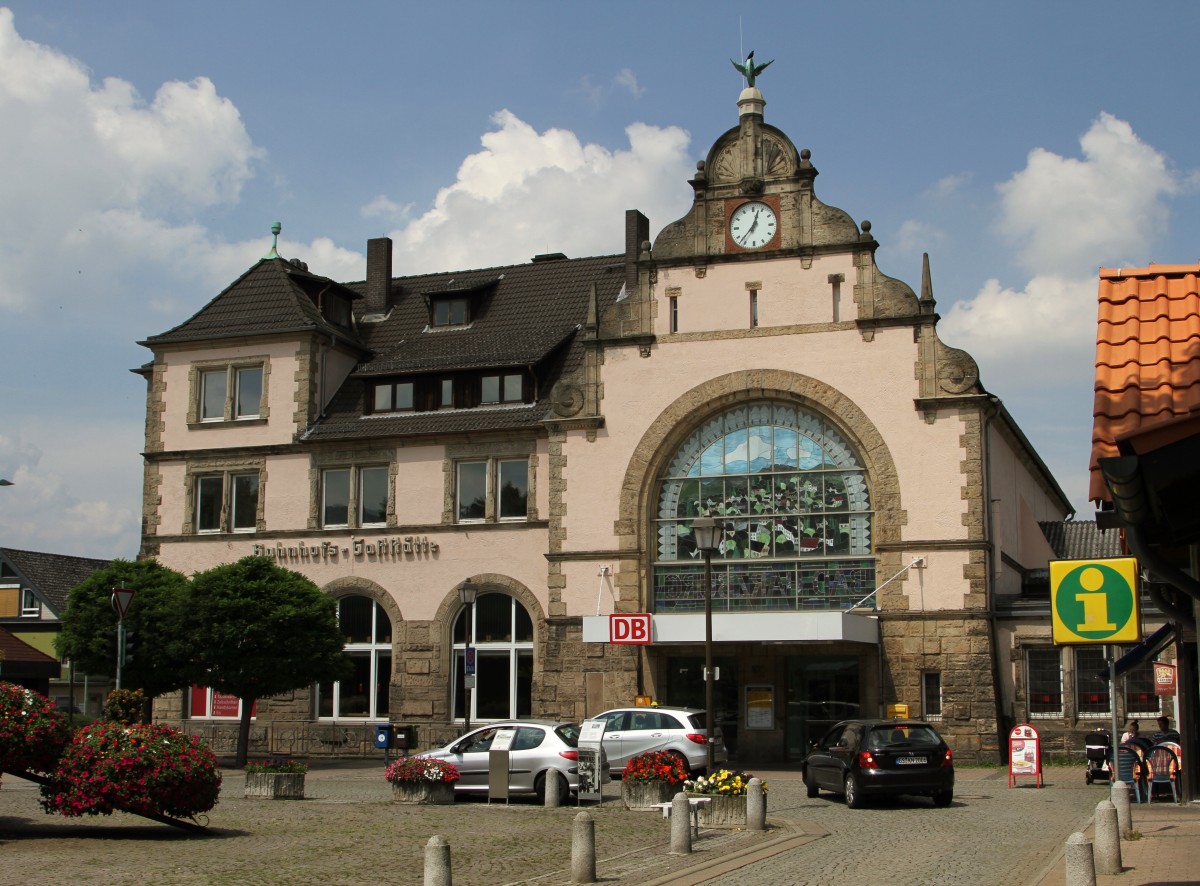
[0,764,1134,886]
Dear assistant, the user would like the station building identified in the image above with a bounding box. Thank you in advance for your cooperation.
[139,81,1085,763]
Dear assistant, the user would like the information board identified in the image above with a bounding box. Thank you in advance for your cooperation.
[488,728,516,802]
[1008,723,1043,788]
[577,718,606,803]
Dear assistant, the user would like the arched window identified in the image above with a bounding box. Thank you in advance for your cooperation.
[318,595,392,719]
[452,592,533,721]
[653,402,875,611]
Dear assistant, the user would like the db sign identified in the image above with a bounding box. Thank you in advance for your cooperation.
[610,613,652,644]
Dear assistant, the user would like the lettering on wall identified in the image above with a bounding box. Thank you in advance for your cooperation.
[251,536,439,563]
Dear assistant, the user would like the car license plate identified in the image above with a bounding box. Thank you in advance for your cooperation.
[897,755,927,765]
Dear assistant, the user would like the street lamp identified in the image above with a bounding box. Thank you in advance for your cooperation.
[692,515,723,771]
[458,578,479,734]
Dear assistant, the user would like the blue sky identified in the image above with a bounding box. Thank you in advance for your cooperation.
[1,1,1198,558]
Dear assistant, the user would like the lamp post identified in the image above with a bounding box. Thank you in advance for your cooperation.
[692,515,723,772]
[458,578,478,734]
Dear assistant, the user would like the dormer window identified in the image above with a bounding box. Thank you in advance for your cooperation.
[432,297,470,327]
[370,370,529,414]
[481,373,523,404]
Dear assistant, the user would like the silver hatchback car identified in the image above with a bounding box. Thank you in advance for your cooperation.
[594,706,727,776]
[421,720,604,802]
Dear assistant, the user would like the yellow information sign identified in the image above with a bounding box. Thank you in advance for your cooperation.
[1050,557,1140,645]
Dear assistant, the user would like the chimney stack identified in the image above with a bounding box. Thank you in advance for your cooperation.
[625,210,649,297]
[366,237,393,315]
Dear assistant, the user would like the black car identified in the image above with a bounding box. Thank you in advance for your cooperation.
[802,719,954,808]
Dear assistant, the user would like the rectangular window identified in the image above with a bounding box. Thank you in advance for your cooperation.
[1027,647,1062,717]
[231,473,259,531]
[196,476,223,532]
[323,468,351,527]
[200,370,227,421]
[921,671,942,720]
[372,382,413,413]
[669,295,679,333]
[497,458,529,520]
[457,461,488,521]
[21,588,40,617]
[1075,646,1111,716]
[234,367,263,419]
[481,375,500,404]
[1123,658,1159,716]
[749,290,759,328]
[502,374,522,403]
[359,466,389,526]
[440,379,454,409]
[373,384,393,412]
[433,298,469,326]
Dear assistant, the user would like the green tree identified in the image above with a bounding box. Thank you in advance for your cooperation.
[55,559,192,709]
[184,556,351,766]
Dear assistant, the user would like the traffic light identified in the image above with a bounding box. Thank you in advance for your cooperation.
[105,629,119,662]
[123,630,137,667]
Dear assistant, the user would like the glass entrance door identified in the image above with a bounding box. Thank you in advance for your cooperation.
[665,655,740,756]
[785,656,860,761]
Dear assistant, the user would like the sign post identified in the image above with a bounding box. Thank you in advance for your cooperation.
[110,587,135,690]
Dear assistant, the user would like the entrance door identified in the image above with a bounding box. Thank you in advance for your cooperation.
[785,656,860,761]
[665,655,739,756]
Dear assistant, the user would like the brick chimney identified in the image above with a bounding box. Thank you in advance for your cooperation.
[366,237,393,315]
[625,210,649,297]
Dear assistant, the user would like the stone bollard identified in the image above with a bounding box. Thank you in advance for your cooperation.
[1093,799,1122,875]
[545,769,562,808]
[424,835,452,886]
[1111,780,1132,838]
[1063,832,1096,886]
[747,777,766,831]
[669,792,692,855]
[571,811,597,883]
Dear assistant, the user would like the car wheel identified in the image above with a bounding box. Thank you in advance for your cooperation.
[803,769,819,798]
[844,773,864,809]
[933,789,953,807]
[535,770,570,805]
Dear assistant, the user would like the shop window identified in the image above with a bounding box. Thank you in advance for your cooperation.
[196,362,265,423]
[318,595,393,720]
[652,402,874,612]
[921,671,942,720]
[317,461,391,529]
[456,457,528,523]
[1074,646,1111,717]
[189,687,253,719]
[193,470,260,534]
[1026,647,1062,717]
[453,592,533,722]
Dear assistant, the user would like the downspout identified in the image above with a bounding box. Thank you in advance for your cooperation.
[983,405,1009,761]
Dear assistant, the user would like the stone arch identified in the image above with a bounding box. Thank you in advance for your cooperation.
[322,575,402,627]
[617,369,907,608]
[432,573,546,646]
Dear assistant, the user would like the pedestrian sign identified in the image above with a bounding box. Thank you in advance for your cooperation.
[1049,557,1140,645]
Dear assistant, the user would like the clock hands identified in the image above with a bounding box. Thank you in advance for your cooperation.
[738,209,760,246]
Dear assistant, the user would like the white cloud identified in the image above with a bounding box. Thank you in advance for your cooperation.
[614,68,644,99]
[361,195,415,225]
[925,172,971,199]
[385,111,694,273]
[892,219,944,255]
[996,112,1177,277]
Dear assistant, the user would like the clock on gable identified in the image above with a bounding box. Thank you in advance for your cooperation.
[726,197,780,252]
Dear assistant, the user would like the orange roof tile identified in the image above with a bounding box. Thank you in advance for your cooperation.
[1091,264,1200,502]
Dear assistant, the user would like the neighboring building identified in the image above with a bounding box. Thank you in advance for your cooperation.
[1086,264,1200,795]
[0,547,112,708]
[138,80,1072,763]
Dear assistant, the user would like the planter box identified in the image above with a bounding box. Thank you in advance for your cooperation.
[686,792,746,826]
[245,772,305,800]
[392,780,457,805]
[621,779,682,810]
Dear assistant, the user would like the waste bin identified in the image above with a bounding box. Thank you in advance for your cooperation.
[374,723,395,750]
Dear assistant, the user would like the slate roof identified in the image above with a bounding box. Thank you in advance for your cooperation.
[303,253,625,442]
[0,547,112,616]
[1038,520,1123,561]
[1090,265,1200,503]
[140,258,365,348]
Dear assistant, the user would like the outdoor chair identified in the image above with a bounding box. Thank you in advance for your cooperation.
[1157,740,1184,772]
[1115,744,1145,803]
[1147,745,1181,803]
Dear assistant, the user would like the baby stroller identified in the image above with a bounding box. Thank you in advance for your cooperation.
[1084,728,1112,784]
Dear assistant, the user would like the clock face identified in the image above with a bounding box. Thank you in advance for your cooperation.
[729,201,778,249]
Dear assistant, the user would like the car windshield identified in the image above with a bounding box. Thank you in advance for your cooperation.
[555,724,581,746]
[867,724,941,748]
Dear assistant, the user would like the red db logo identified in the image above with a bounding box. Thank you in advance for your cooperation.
[610,614,652,644]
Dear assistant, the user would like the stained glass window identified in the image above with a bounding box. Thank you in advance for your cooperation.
[653,403,874,612]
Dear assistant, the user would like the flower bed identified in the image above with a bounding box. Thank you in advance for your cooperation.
[0,681,71,776]
[683,768,766,827]
[385,755,459,805]
[40,721,221,819]
[245,758,308,799]
[620,750,688,809]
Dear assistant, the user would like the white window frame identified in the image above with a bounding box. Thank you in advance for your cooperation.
[190,465,263,535]
[21,587,40,617]
[230,473,259,532]
[318,595,393,720]
[455,457,529,524]
[920,670,942,721]
[322,465,391,529]
[496,458,529,521]
[196,362,265,423]
[452,593,533,724]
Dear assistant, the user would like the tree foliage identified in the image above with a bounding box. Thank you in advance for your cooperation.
[55,559,191,701]
[183,556,352,765]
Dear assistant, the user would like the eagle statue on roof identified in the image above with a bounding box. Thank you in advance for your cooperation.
[731,50,773,87]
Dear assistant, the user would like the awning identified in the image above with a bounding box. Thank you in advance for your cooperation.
[582,611,879,645]
[1098,622,1176,681]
